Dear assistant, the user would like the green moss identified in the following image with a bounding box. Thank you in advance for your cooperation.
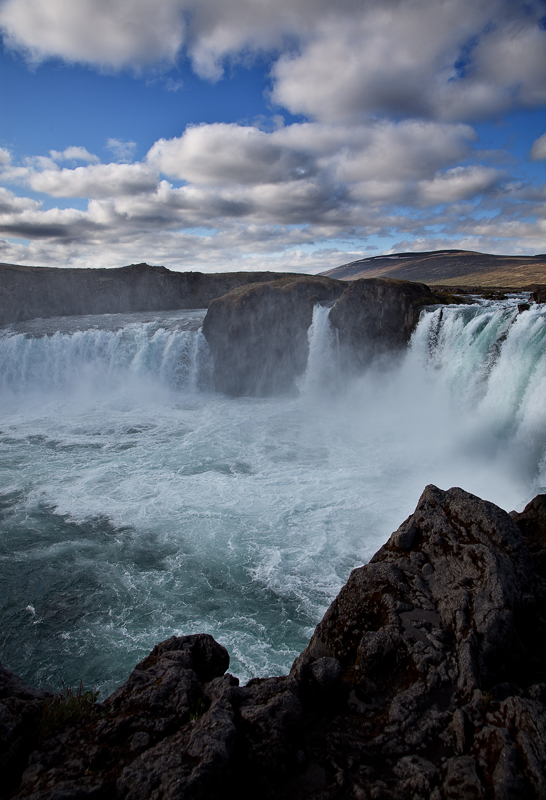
[39,681,99,739]
[189,697,207,721]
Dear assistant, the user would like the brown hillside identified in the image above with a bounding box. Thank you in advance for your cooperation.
[321,249,546,287]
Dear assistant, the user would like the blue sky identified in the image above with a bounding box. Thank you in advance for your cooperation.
[1,0,546,273]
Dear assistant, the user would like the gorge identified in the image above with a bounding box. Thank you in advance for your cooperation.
[0,266,545,797]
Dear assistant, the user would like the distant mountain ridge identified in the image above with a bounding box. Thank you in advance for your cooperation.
[321,249,546,287]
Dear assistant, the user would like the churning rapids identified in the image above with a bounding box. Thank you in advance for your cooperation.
[1,299,545,696]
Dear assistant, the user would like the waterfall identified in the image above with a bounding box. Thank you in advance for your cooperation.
[297,299,546,485]
[409,301,546,482]
[298,304,339,396]
[0,311,212,396]
[1,297,545,695]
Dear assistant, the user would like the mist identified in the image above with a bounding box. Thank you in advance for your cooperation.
[0,297,544,695]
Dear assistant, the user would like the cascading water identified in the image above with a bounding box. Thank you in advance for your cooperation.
[0,299,544,697]
[0,310,211,396]
[298,304,339,397]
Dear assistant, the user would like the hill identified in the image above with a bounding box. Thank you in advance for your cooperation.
[321,249,546,287]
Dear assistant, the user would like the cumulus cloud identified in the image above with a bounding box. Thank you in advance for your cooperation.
[0,185,39,213]
[147,119,477,192]
[2,0,545,122]
[1,0,545,269]
[0,148,11,165]
[0,1,539,126]
[147,123,315,185]
[0,0,186,69]
[531,133,546,161]
[2,114,541,265]
[49,146,100,163]
[28,163,159,198]
[418,166,502,205]
[271,1,546,122]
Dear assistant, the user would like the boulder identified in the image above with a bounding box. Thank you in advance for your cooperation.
[510,493,546,580]
[530,286,546,304]
[202,275,345,395]
[0,665,51,797]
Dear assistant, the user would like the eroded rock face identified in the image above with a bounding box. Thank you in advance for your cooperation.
[328,278,452,370]
[0,263,307,326]
[202,276,463,395]
[0,667,51,798]
[202,275,345,395]
[2,487,545,799]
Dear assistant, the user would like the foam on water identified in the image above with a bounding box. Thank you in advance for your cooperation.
[0,301,545,696]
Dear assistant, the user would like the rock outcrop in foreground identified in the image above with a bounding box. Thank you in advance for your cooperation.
[2,486,545,799]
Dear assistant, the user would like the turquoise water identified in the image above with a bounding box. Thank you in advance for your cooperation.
[0,301,544,696]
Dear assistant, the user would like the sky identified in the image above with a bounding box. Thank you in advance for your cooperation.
[1,0,546,273]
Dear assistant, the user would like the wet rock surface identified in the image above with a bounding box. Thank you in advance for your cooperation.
[328,278,460,370]
[201,276,462,395]
[2,486,545,799]
[202,275,345,395]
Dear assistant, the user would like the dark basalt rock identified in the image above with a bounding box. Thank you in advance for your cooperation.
[2,487,546,799]
[0,666,52,798]
[511,493,546,580]
[201,276,465,396]
[202,275,345,395]
[0,263,308,326]
[328,278,458,370]
[530,286,546,304]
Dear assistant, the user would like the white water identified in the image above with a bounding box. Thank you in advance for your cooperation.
[0,300,545,696]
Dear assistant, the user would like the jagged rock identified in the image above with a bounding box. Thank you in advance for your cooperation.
[2,487,546,799]
[0,667,52,798]
[202,275,345,395]
[530,286,546,304]
[510,493,546,580]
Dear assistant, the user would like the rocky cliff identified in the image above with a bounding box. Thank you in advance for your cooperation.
[202,277,462,395]
[202,274,346,395]
[0,263,306,326]
[328,278,461,371]
[2,486,545,799]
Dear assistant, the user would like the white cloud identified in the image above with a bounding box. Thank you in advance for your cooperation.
[0,0,186,69]
[418,166,502,205]
[1,0,545,124]
[50,146,100,163]
[27,163,159,198]
[531,133,546,161]
[0,115,536,260]
[0,185,39,213]
[270,0,546,122]
[0,147,11,165]
[107,138,137,162]
[147,119,477,196]
[147,123,315,185]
